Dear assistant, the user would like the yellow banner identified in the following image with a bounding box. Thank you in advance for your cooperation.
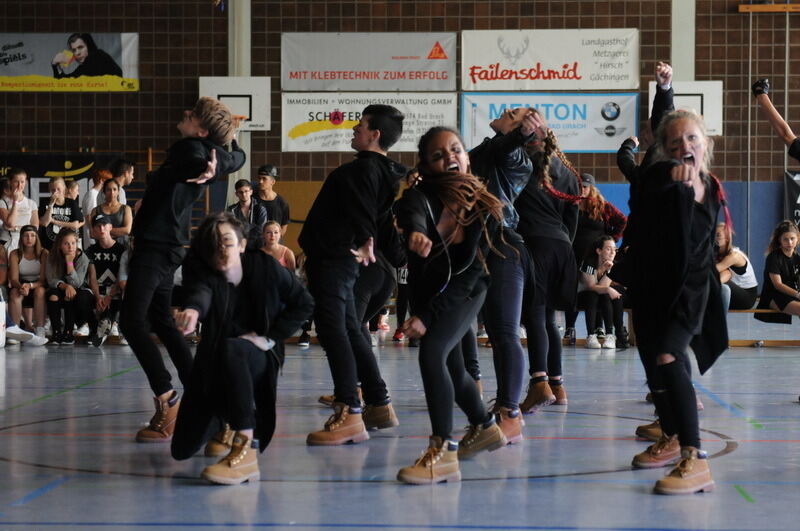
[0,74,139,92]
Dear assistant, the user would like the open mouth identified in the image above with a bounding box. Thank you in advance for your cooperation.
[447,162,459,171]
[681,153,695,165]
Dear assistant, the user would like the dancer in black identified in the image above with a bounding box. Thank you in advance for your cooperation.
[171,213,313,485]
[395,127,508,484]
[121,97,244,444]
[516,121,581,412]
[299,105,405,445]
[618,110,728,494]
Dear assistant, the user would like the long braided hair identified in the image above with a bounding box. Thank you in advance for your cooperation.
[524,114,584,204]
[416,127,505,261]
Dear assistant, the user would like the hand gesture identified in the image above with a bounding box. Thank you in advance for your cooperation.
[407,231,433,258]
[50,188,62,205]
[522,111,548,140]
[64,284,77,301]
[627,136,639,148]
[401,316,427,339]
[187,149,217,184]
[351,237,376,266]
[175,308,199,335]
[655,62,673,88]
[671,163,698,187]
[20,283,30,297]
[52,52,69,66]
[752,78,769,97]
[607,286,622,300]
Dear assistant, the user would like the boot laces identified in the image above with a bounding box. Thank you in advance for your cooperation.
[324,407,348,430]
[415,445,443,468]
[461,424,483,447]
[670,457,695,477]
[223,438,249,466]
[649,435,674,456]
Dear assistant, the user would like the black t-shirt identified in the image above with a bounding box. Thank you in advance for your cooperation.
[87,241,126,295]
[256,194,290,226]
[764,249,800,295]
[39,197,83,245]
[789,138,800,163]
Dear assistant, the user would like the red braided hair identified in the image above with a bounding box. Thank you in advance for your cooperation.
[527,128,583,204]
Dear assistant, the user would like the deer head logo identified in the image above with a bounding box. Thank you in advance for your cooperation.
[497,36,530,65]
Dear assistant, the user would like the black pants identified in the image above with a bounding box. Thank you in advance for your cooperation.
[120,243,193,397]
[306,257,388,408]
[575,291,625,336]
[222,338,276,430]
[396,282,409,325]
[354,262,395,343]
[527,305,562,377]
[460,326,480,381]
[419,290,489,440]
[46,288,95,334]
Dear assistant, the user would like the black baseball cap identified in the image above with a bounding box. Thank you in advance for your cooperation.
[581,173,596,187]
[92,214,113,226]
[257,165,278,179]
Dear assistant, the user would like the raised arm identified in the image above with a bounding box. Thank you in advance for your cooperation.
[753,79,797,147]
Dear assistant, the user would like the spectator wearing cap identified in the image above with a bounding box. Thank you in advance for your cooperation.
[255,165,290,237]
[83,169,113,249]
[86,214,126,347]
[226,179,268,250]
[563,172,628,346]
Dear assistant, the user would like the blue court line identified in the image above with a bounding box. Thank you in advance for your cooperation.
[8,476,71,507]
[0,523,764,530]
[693,382,746,418]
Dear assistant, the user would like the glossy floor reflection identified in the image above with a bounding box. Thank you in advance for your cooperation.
[0,332,798,530]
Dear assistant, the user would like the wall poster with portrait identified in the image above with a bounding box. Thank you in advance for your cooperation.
[0,33,138,92]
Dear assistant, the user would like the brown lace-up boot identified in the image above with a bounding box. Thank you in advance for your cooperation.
[135,391,180,443]
[306,403,369,446]
[201,432,260,485]
[204,424,235,457]
[397,436,460,485]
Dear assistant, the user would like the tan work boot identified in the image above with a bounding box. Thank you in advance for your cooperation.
[135,391,180,443]
[397,436,460,485]
[520,379,556,413]
[318,387,363,408]
[458,420,507,459]
[201,432,260,485]
[550,381,568,405]
[204,424,235,457]
[635,419,663,442]
[362,402,399,430]
[306,403,370,446]
[495,407,523,445]
[632,434,680,469]
[654,447,715,495]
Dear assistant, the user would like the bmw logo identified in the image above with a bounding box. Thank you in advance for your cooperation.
[601,102,621,121]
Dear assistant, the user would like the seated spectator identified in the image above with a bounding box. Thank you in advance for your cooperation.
[91,179,132,248]
[259,221,295,271]
[226,179,267,250]
[715,223,758,310]
[578,235,627,350]
[8,225,48,339]
[255,165,290,236]
[66,180,80,202]
[0,168,39,251]
[756,220,800,323]
[86,215,126,346]
[170,213,313,485]
[83,169,113,249]
[45,229,95,345]
[39,177,84,251]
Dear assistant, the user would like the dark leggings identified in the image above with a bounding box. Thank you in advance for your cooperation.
[353,263,395,395]
[527,305,562,377]
[484,240,532,409]
[222,338,277,430]
[395,282,410,325]
[419,291,490,440]
[46,287,96,335]
[460,327,480,381]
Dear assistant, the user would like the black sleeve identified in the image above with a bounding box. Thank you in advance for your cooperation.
[69,199,83,222]
[279,196,290,225]
[169,141,213,184]
[650,86,675,133]
[616,138,638,182]
[181,256,214,319]
[376,212,406,268]
[344,161,381,248]
[269,260,315,341]
[788,138,800,163]
[765,252,781,276]
[217,140,247,179]
[395,187,429,237]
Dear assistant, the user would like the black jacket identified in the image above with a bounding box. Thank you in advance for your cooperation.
[226,200,269,250]
[617,85,675,183]
[613,161,727,374]
[133,138,245,247]
[52,49,122,78]
[172,251,314,457]
[395,184,497,328]
[515,156,580,244]
[299,151,406,260]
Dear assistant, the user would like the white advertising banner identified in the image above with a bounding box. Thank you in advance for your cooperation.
[199,77,271,131]
[282,93,457,152]
[461,29,639,91]
[648,81,723,136]
[282,33,456,91]
[461,92,639,153]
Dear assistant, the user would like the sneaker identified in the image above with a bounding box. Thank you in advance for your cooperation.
[110,322,120,337]
[550,381,568,405]
[89,334,107,347]
[632,434,681,468]
[201,432,260,485]
[7,324,34,342]
[306,403,369,446]
[35,326,47,338]
[594,327,606,340]
[617,329,630,349]
[602,335,616,349]
[586,334,602,349]
[26,334,49,347]
[297,331,311,348]
[520,379,556,413]
[476,326,487,338]
[362,402,399,430]
[519,326,527,339]
[397,436,460,485]
[49,332,62,346]
[654,447,714,495]
[563,327,576,346]
[635,419,663,442]
[377,314,391,331]
[494,406,523,445]
[458,420,507,459]
[60,332,75,346]
[408,337,420,348]
[204,424,235,457]
[392,329,405,342]
[6,337,20,345]
[117,334,128,346]
[75,324,90,337]
[136,391,180,443]
[97,318,113,338]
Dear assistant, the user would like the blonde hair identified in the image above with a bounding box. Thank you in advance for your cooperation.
[653,109,714,173]
[193,97,236,146]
